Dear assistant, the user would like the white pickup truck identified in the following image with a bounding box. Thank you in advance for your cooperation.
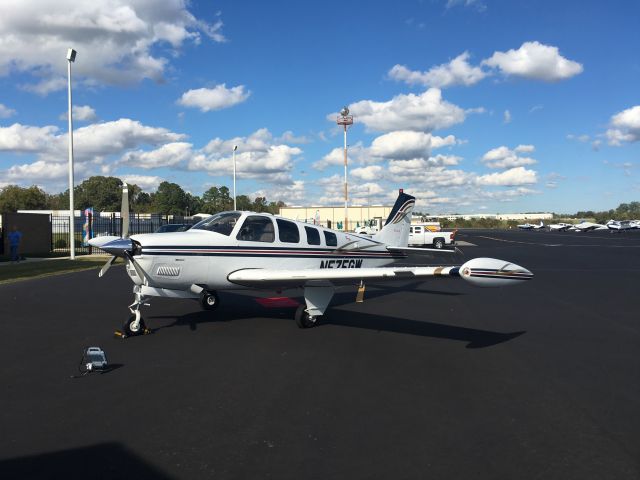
[409,225,457,249]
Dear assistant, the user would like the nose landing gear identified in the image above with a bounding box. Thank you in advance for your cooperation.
[117,289,151,338]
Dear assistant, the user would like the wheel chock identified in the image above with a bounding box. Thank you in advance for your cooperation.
[114,330,127,339]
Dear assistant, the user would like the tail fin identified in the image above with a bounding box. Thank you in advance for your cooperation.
[372,191,415,247]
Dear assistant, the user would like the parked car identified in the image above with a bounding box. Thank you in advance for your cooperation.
[155,223,192,233]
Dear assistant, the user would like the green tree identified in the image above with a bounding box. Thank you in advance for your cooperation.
[74,176,125,211]
[235,195,252,211]
[185,192,203,216]
[153,181,187,215]
[0,185,49,212]
[252,196,268,212]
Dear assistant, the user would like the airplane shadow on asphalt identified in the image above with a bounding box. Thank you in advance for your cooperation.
[0,443,171,479]
[148,288,525,349]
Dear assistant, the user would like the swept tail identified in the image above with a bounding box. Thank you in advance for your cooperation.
[372,191,415,247]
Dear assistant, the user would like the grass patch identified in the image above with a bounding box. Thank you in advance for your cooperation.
[0,257,122,285]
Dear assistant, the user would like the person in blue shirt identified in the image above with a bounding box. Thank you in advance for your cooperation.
[8,225,22,263]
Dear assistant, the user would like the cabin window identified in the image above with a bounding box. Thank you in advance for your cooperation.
[276,219,300,243]
[324,231,337,247]
[192,212,241,236]
[304,226,321,245]
[415,226,422,233]
[237,215,275,242]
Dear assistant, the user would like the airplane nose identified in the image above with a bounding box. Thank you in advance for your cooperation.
[458,257,533,287]
[96,238,134,257]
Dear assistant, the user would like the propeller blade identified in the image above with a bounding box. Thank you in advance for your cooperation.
[124,251,151,286]
[121,183,129,238]
[99,256,117,277]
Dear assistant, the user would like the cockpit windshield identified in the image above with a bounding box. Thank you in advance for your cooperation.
[191,212,241,236]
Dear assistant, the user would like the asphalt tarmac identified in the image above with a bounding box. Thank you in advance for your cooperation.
[1,229,639,479]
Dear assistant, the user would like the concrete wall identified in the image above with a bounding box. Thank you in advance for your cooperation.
[2,213,51,256]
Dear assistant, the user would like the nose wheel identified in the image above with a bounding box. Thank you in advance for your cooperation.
[123,310,148,336]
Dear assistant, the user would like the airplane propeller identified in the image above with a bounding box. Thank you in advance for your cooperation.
[89,183,148,282]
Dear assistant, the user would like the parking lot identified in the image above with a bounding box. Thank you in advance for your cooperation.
[1,229,639,479]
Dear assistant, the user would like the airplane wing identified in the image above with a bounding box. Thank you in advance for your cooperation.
[387,246,460,255]
[227,257,533,289]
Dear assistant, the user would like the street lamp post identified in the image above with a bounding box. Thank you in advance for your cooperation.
[336,106,353,231]
[232,145,238,210]
[67,48,77,259]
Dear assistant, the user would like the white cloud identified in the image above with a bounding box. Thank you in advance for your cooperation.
[342,88,466,132]
[64,119,186,163]
[121,174,164,191]
[389,52,487,88]
[0,103,16,118]
[606,105,640,146]
[0,118,186,188]
[59,105,97,122]
[351,165,384,181]
[276,131,309,144]
[483,41,583,81]
[429,154,461,166]
[0,124,59,152]
[252,180,306,204]
[313,143,367,170]
[120,142,194,169]
[482,145,537,169]
[476,167,537,186]
[177,84,251,112]
[188,128,303,184]
[514,144,535,153]
[445,0,487,11]
[503,110,512,124]
[0,0,226,94]
[567,134,590,143]
[431,135,458,149]
[369,131,432,159]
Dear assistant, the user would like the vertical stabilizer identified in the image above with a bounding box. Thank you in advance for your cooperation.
[372,191,415,247]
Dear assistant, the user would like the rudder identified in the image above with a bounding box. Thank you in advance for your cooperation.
[372,191,415,247]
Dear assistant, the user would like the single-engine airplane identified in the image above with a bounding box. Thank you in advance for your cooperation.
[548,222,573,231]
[90,186,533,336]
[517,221,545,230]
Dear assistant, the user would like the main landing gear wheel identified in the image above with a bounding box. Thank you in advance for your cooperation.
[123,313,147,336]
[200,291,220,311]
[295,305,318,329]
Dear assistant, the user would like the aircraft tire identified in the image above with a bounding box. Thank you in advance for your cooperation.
[124,314,146,336]
[295,305,318,328]
[200,291,219,311]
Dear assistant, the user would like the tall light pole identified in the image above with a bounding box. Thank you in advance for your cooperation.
[337,106,353,231]
[67,48,77,259]
[232,144,238,210]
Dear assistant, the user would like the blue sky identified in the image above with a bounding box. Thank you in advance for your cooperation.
[0,0,639,213]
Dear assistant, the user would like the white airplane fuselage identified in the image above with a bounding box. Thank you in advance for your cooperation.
[127,212,401,293]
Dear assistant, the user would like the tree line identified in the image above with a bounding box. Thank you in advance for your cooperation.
[0,176,286,215]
